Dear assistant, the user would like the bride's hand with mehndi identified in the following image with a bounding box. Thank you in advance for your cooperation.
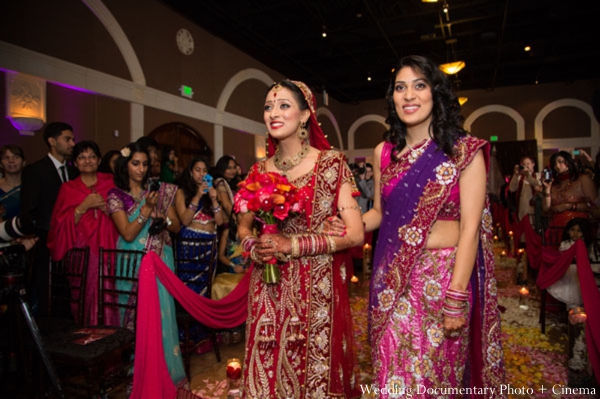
[255,233,291,263]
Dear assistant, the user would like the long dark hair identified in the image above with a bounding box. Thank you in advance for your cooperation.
[549,151,579,184]
[384,55,466,159]
[98,150,120,174]
[178,157,214,217]
[212,155,238,193]
[113,143,150,191]
[562,217,593,247]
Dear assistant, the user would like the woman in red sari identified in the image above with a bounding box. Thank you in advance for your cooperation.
[48,140,119,325]
[236,80,363,398]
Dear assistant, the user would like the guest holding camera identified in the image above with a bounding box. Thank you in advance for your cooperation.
[174,157,223,286]
[106,142,185,385]
[508,155,542,224]
[542,150,597,229]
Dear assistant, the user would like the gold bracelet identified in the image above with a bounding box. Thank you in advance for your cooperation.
[337,205,362,213]
[326,235,336,253]
[74,208,85,216]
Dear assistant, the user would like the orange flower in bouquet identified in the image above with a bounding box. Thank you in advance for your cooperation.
[234,171,307,283]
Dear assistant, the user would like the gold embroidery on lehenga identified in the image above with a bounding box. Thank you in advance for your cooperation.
[245,151,352,398]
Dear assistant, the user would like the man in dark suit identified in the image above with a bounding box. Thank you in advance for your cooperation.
[20,121,77,316]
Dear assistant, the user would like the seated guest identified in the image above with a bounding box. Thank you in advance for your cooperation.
[212,213,249,300]
[548,218,594,309]
[47,141,119,325]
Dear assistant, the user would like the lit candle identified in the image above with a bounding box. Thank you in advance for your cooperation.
[493,235,498,241]
[351,275,359,283]
[227,358,242,381]
[501,250,507,258]
[362,243,372,273]
[519,286,529,296]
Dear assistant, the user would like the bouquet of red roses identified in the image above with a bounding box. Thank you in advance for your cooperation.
[233,171,306,283]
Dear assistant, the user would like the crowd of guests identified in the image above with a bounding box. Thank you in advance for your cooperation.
[0,124,249,392]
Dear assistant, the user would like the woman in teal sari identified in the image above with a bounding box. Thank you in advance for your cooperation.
[106,142,186,386]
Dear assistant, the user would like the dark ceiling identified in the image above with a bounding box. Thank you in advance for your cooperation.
[162,0,599,104]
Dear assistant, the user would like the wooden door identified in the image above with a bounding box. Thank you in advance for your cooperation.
[147,122,212,172]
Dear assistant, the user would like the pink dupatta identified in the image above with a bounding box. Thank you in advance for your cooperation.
[131,252,251,399]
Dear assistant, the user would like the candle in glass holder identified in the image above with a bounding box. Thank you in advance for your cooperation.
[362,243,372,273]
[226,358,242,391]
[569,307,587,324]
[493,235,499,242]
[500,250,507,259]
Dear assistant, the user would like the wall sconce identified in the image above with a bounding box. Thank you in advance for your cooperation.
[439,61,465,75]
[5,71,46,136]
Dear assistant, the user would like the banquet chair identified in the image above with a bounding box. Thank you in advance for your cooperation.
[173,235,221,379]
[48,247,89,327]
[539,225,567,334]
[40,248,144,398]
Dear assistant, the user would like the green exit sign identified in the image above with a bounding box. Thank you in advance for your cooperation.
[179,85,194,99]
[490,135,498,142]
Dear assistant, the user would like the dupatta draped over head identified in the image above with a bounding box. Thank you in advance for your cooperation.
[370,136,506,393]
[266,80,331,156]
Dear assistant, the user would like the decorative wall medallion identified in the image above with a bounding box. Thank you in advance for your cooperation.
[176,28,194,55]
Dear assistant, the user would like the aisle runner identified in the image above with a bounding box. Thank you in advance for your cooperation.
[192,246,593,398]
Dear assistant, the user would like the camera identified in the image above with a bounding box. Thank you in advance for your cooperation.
[0,213,37,244]
[543,168,553,182]
[573,149,581,156]
[357,166,366,175]
[518,164,525,171]
[148,178,160,192]
[148,217,167,236]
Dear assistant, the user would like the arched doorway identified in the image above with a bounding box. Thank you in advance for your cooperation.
[147,122,213,172]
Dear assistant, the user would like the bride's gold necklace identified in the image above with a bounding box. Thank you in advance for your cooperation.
[273,140,310,172]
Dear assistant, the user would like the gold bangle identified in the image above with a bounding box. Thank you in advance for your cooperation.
[291,236,299,258]
[326,235,336,253]
[74,208,85,216]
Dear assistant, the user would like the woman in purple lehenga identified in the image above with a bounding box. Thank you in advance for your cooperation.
[333,56,506,397]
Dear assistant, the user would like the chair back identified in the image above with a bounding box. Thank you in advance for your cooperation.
[98,248,145,329]
[49,247,90,326]
[541,225,564,249]
[173,235,218,299]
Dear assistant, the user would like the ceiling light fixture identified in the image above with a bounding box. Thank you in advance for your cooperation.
[524,45,531,52]
[422,0,439,2]
[322,26,327,38]
[439,60,465,75]
[367,74,372,82]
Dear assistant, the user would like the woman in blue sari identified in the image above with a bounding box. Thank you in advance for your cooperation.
[106,142,186,386]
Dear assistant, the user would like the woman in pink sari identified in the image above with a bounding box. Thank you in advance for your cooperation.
[328,56,506,397]
[48,140,119,325]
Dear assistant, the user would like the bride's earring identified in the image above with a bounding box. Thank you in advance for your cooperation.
[297,121,308,140]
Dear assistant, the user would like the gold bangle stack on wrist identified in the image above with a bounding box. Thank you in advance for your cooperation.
[290,234,337,258]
